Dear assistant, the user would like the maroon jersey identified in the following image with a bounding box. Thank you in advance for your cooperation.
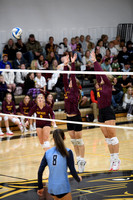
[2,100,16,114]
[46,99,54,109]
[19,101,32,116]
[28,103,55,127]
[63,63,80,115]
[94,61,112,109]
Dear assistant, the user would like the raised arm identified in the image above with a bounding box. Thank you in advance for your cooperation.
[70,53,78,90]
[63,55,69,90]
[91,51,111,85]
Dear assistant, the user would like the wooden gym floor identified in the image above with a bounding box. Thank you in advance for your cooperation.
[0,117,133,200]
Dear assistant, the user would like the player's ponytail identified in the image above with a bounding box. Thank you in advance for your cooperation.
[53,129,68,157]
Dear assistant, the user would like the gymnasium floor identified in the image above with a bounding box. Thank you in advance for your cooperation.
[0,117,133,200]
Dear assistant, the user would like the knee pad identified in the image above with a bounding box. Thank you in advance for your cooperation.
[76,138,84,146]
[71,139,78,146]
[4,116,8,121]
[41,141,50,149]
[111,137,119,145]
[12,118,20,123]
[105,138,112,145]
[0,116,2,121]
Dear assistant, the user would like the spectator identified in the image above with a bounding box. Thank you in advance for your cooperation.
[26,34,43,62]
[101,34,109,48]
[102,48,113,64]
[23,73,35,95]
[2,64,16,92]
[75,36,83,63]
[108,41,118,56]
[85,35,93,51]
[36,54,49,70]
[3,38,16,61]
[13,51,27,69]
[79,35,87,55]
[0,74,11,102]
[121,61,131,73]
[112,77,124,109]
[15,38,27,54]
[82,50,93,70]
[118,75,131,93]
[111,56,120,72]
[45,36,57,55]
[95,47,102,63]
[113,36,121,52]
[15,63,28,92]
[69,37,77,53]
[90,81,99,122]
[126,41,133,60]
[118,46,130,66]
[101,58,112,71]
[34,73,47,93]
[58,37,72,59]
[50,59,58,70]
[0,54,12,71]
[122,87,133,112]
[46,51,56,66]
[96,39,106,58]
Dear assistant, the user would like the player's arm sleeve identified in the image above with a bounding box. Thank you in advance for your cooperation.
[38,153,48,189]
[94,61,110,85]
[71,63,78,91]
[28,105,36,117]
[2,101,9,114]
[63,65,69,90]
[19,102,24,115]
[49,106,55,119]
[67,150,80,182]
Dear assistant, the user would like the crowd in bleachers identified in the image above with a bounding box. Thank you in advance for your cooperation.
[0,33,133,135]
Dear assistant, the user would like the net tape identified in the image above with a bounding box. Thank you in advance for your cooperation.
[0,113,133,130]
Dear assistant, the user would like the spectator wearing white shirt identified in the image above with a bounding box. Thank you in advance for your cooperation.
[2,64,16,92]
[108,41,118,56]
[96,39,106,58]
[16,63,28,93]
[34,73,46,93]
[58,37,72,59]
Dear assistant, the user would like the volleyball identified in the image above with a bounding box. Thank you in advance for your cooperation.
[12,27,22,39]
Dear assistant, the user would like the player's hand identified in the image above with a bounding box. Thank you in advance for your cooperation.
[64,55,69,65]
[37,188,44,196]
[90,50,97,63]
[79,176,82,182]
[71,53,77,63]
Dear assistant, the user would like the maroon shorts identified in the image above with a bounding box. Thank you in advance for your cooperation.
[36,120,51,128]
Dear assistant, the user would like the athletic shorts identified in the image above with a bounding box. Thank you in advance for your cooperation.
[67,115,82,132]
[36,120,51,128]
[51,193,68,198]
[99,106,116,123]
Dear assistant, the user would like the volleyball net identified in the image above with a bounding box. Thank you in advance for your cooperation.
[0,67,133,131]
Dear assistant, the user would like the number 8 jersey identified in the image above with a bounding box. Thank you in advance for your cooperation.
[38,147,80,195]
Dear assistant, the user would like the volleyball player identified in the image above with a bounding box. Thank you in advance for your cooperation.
[17,95,35,132]
[90,51,120,171]
[63,54,86,173]
[37,129,82,200]
[2,93,23,135]
[25,93,55,151]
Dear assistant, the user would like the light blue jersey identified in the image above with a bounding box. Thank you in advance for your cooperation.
[46,147,70,195]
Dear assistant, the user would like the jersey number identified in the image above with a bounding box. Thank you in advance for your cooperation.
[53,155,57,165]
